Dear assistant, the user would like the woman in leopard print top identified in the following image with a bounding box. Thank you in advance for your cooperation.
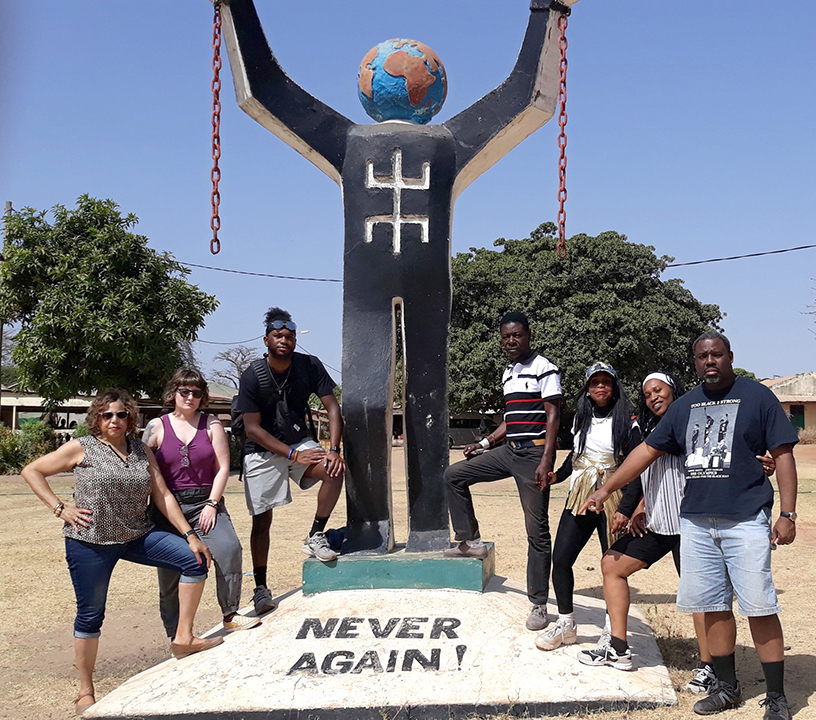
[22,389,224,715]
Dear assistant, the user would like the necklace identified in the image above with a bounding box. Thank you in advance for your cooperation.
[271,364,292,393]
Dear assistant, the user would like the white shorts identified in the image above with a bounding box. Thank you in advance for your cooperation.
[243,439,321,516]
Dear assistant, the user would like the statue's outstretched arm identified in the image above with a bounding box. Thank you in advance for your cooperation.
[220,0,353,184]
[443,0,577,199]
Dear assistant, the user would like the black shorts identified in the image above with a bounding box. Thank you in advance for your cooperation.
[609,530,681,572]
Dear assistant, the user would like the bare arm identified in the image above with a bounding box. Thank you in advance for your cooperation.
[220,0,352,183]
[444,0,578,198]
[21,440,90,530]
[244,412,326,466]
[463,421,507,459]
[536,400,560,488]
[198,416,232,534]
[319,393,345,479]
[770,443,797,545]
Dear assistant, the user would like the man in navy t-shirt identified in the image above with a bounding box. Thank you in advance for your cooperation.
[581,332,798,720]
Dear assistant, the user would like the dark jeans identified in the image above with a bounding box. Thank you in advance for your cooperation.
[551,507,608,614]
[65,530,207,638]
[155,487,243,638]
[444,444,551,605]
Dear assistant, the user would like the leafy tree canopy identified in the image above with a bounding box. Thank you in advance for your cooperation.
[449,223,722,413]
[0,196,218,407]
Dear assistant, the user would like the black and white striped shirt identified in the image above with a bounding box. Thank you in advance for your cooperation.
[642,453,685,535]
[502,353,562,441]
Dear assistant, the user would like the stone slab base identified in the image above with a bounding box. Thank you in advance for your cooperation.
[86,578,677,720]
[303,543,496,594]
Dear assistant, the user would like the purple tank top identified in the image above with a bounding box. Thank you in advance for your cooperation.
[154,413,217,492]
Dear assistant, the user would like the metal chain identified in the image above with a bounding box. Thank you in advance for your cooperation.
[556,13,569,259]
[210,1,223,255]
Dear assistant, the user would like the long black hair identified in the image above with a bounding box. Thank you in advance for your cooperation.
[639,371,685,439]
[573,369,633,459]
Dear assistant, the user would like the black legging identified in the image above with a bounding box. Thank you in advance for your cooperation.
[551,507,609,615]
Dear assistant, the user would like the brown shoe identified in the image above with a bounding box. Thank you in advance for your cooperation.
[171,635,224,659]
[74,690,95,716]
[443,541,488,559]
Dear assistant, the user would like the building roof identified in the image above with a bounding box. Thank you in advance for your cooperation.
[761,372,816,402]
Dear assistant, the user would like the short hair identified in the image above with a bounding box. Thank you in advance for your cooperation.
[264,306,292,328]
[693,330,731,353]
[162,367,210,407]
[499,312,530,332]
[86,389,139,438]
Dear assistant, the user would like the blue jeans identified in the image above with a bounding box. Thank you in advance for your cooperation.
[65,530,207,638]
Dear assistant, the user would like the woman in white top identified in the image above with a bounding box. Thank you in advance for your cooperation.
[535,362,641,652]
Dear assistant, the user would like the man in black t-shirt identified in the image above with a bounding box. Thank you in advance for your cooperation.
[581,332,798,719]
[234,307,344,616]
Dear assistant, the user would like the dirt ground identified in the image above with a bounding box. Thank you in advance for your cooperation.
[1,446,815,720]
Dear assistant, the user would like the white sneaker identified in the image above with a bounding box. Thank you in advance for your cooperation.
[302,531,338,562]
[577,638,633,671]
[534,618,577,651]
[686,664,717,695]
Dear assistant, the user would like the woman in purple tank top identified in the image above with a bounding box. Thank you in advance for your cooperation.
[143,368,261,634]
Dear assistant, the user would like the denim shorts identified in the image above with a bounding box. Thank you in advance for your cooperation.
[677,509,780,617]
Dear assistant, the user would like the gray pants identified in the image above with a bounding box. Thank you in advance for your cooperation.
[156,487,243,637]
[444,443,551,606]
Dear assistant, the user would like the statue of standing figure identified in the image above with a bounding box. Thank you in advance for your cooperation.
[220,0,577,554]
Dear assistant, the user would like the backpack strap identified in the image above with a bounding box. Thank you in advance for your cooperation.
[250,357,280,405]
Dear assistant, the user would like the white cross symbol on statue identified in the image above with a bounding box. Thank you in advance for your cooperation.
[364,148,430,254]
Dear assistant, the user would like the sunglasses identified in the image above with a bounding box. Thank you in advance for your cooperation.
[266,320,297,333]
[177,388,204,399]
[101,411,130,421]
[179,444,190,468]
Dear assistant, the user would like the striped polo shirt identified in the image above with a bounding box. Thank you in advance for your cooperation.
[502,353,562,441]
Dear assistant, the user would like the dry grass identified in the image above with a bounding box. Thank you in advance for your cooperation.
[1,446,815,720]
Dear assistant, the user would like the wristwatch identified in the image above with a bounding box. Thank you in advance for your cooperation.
[330,445,341,454]
[779,511,797,522]
[183,529,198,540]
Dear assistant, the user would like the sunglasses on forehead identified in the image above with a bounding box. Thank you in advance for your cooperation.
[266,320,297,333]
[101,411,130,420]
[177,388,204,399]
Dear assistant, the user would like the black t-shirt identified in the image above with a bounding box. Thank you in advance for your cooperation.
[235,353,336,453]
[645,376,798,519]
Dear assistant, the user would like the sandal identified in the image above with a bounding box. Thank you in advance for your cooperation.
[74,690,95,716]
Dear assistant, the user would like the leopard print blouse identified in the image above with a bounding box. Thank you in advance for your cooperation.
[63,435,154,545]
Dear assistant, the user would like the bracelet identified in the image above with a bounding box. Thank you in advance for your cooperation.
[183,529,198,540]
[330,445,341,454]
[479,438,491,450]
[288,446,296,460]
[205,499,219,509]
[53,502,65,517]
[292,450,299,462]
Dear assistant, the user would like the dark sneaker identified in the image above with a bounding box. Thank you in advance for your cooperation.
[687,665,718,695]
[577,639,633,671]
[443,541,488,559]
[303,531,339,562]
[693,681,743,715]
[252,585,277,616]
[525,604,548,631]
[759,693,792,720]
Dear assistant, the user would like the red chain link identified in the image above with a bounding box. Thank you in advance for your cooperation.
[210,2,223,255]
[556,13,568,259]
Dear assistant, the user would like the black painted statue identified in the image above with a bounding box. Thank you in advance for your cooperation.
[220,0,576,554]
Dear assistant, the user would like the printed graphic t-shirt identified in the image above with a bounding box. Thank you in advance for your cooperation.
[645,376,798,519]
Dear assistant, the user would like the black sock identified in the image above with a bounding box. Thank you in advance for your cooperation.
[761,660,784,696]
[310,516,330,536]
[610,635,629,654]
[253,566,267,588]
[710,654,738,689]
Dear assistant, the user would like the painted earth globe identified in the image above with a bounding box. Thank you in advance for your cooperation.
[358,39,447,124]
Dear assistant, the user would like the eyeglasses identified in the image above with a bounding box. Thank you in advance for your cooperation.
[266,320,297,333]
[177,388,204,399]
[101,411,130,421]
[179,444,190,468]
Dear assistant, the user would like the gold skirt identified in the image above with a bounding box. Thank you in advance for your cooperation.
[564,450,623,548]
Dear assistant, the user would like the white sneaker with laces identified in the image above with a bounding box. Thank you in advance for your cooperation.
[686,664,717,695]
[577,638,633,671]
[303,531,338,562]
[534,618,577,651]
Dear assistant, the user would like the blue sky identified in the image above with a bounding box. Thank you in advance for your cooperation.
[2,1,814,386]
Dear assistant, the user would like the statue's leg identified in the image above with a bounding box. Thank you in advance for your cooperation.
[401,292,451,552]
[341,298,396,555]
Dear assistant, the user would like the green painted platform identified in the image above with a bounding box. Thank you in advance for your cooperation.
[302,543,495,595]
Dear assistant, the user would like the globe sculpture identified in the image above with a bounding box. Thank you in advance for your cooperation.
[358,39,447,124]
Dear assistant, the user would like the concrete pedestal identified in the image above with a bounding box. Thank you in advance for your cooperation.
[86,578,677,720]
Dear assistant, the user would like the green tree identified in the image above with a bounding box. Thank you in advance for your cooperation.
[0,196,218,407]
[449,223,722,412]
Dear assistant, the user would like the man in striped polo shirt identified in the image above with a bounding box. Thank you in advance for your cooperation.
[444,312,562,631]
